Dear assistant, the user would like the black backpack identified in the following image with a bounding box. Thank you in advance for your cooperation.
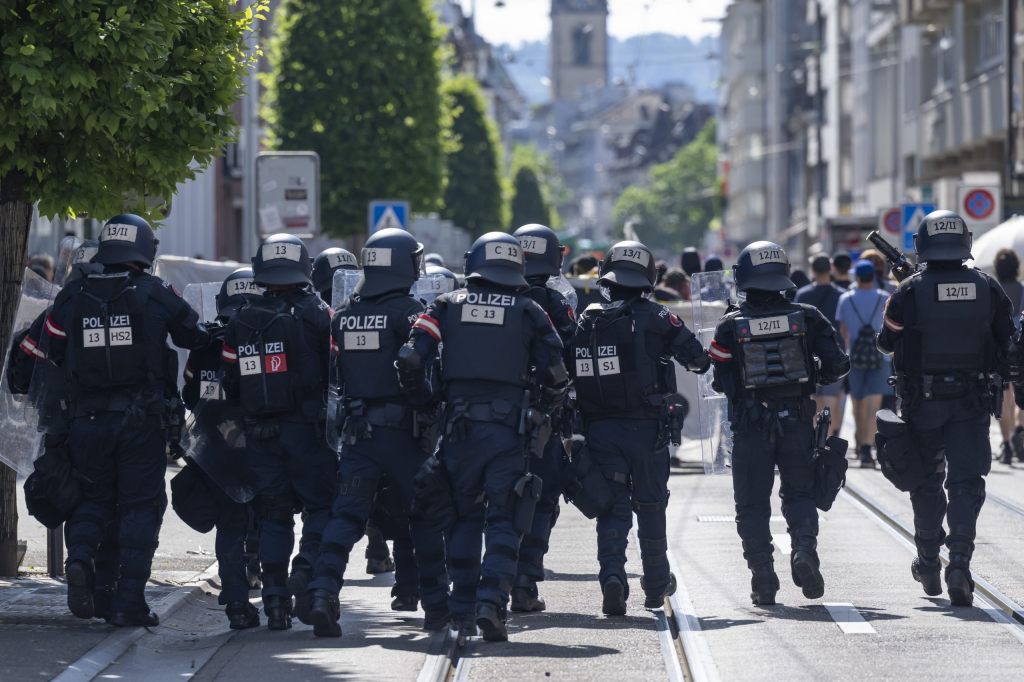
[848,296,883,370]
[233,299,302,416]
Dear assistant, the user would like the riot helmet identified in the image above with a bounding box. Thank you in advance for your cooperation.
[914,209,972,262]
[734,241,794,292]
[681,247,702,276]
[597,241,657,290]
[513,223,563,279]
[216,267,263,319]
[425,253,446,267]
[464,232,527,288]
[94,214,158,267]
[356,228,424,297]
[426,263,459,290]
[312,247,358,293]
[252,233,312,286]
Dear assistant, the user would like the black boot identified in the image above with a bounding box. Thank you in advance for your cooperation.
[750,563,780,606]
[643,572,677,609]
[93,587,115,622]
[391,592,419,612]
[946,554,974,607]
[65,560,95,619]
[912,527,944,597]
[288,565,313,626]
[309,589,342,638]
[475,602,508,642]
[1000,441,1014,465]
[1013,426,1024,462]
[226,601,261,630]
[452,613,477,637]
[790,523,824,599]
[264,595,292,630]
[510,575,546,613]
[601,576,627,616]
[423,607,451,631]
[858,444,875,469]
[109,608,159,628]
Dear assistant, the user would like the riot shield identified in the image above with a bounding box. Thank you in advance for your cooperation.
[413,272,455,305]
[182,282,221,323]
[547,273,579,311]
[0,269,59,477]
[331,269,363,310]
[690,269,737,475]
[182,398,254,503]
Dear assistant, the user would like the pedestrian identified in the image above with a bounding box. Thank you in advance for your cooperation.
[45,215,209,626]
[220,234,338,630]
[654,267,690,303]
[27,252,55,282]
[708,241,849,605]
[305,228,450,638]
[680,247,702,276]
[831,251,853,289]
[860,249,897,294]
[397,232,568,642]
[790,269,811,290]
[568,240,710,615]
[878,210,1013,606]
[993,248,1024,464]
[795,255,846,434]
[836,259,891,467]
[509,223,578,614]
[704,256,724,272]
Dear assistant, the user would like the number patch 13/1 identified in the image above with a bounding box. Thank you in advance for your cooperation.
[344,331,380,350]
[937,282,976,301]
[461,304,505,325]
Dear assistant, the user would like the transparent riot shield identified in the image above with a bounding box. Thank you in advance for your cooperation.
[331,269,363,310]
[547,273,579,311]
[182,282,221,324]
[182,398,254,503]
[0,269,60,477]
[54,236,98,287]
[691,269,737,475]
[413,271,455,306]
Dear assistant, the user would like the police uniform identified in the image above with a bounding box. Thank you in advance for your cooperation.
[709,241,849,605]
[569,241,710,614]
[221,234,337,630]
[46,215,209,626]
[399,231,568,642]
[878,211,1013,605]
[305,229,449,638]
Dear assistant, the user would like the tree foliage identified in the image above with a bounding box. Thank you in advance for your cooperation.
[509,165,549,228]
[0,0,259,220]
[265,0,445,236]
[440,75,504,237]
[508,144,565,229]
[612,119,719,253]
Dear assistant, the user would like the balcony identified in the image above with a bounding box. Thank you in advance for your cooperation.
[898,0,954,25]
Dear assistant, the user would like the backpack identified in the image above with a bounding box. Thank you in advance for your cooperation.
[233,299,301,416]
[848,295,883,370]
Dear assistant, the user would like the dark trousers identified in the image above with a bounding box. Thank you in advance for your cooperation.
[310,426,448,611]
[248,421,338,600]
[587,418,671,599]
[214,496,251,604]
[731,416,817,568]
[65,413,167,613]
[444,421,524,617]
[906,398,991,563]
[515,434,564,585]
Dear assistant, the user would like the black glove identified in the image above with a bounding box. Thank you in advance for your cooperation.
[245,418,280,441]
[687,352,711,374]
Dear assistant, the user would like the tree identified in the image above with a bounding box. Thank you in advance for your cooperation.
[612,119,719,254]
[265,0,445,236]
[0,0,259,575]
[508,144,566,229]
[509,166,549,228]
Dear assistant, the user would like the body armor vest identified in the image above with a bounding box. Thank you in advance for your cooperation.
[232,297,309,416]
[908,267,992,375]
[732,309,813,399]
[335,293,411,400]
[440,288,530,387]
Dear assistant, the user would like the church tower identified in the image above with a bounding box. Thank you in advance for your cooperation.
[550,0,609,102]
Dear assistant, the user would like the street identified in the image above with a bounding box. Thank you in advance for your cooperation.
[2,409,1023,681]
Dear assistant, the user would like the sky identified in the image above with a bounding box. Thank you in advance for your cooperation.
[466,0,729,46]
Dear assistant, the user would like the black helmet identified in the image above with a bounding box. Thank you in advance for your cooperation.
[66,240,100,283]
[734,241,794,292]
[252,233,312,286]
[356,228,423,297]
[425,253,446,267]
[94,214,158,267]
[680,247,702,276]
[464,232,527,288]
[914,209,972,262]
[312,248,358,293]
[597,241,656,290]
[217,267,263,319]
[426,263,459,289]
[513,223,563,278]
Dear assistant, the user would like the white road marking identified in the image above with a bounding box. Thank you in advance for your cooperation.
[666,547,721,682]
[655,608,686,682]
[823,602,876,634]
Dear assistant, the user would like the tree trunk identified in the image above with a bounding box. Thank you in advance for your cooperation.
[0,170,35,576]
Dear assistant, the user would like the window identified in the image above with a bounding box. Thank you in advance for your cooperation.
[572,23,593,66]
[922,27,955,99]
[965,1,1004,75]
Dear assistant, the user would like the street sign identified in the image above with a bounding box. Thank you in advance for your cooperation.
[902,203,935,251]
[256,152,320,237]
[879,207,902,236]
[957,184,1001,232]
[368,199,410,234]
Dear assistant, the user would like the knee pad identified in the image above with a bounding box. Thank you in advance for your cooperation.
[948,479,986,500]
[256,495,296,525]
[119,502,164,551]
[639,537,668,555]
[339,474,378,500]
[632,498,667,514]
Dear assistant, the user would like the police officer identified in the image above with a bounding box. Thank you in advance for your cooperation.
[509,223,576,613]
[311,247,359,305]
[878,211,1013,606]
[44,215,209,626]
[221,234,337,630]
[181,267,263,629]
[709,241,849,605]
[569,240,708,614]
[397,232,568,642]
[302,228,449,637]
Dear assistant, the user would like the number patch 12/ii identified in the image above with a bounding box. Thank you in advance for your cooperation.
[749,315,788,337]
[937,282,977,301]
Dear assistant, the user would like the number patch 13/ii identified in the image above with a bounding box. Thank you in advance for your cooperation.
[937,282,977,301]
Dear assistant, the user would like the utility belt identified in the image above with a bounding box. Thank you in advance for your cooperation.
[731,395,816,440]
[340,398,413,444]
[71,388,163,418]
[444,398,521,441]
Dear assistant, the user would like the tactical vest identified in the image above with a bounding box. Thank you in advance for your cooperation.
[193,339,226,402]
[732,309,813,399]
[335,294,409,400]
[908,267,992,375]
[232,297,306,416]
[66,274,159,396]
[441,289,530,387]
[573,302,666,416]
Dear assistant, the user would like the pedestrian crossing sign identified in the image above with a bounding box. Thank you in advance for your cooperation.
[901,203,935,251]
[368,200,410,234]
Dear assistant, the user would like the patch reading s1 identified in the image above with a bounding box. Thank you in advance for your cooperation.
[519,237,547,254]
[749,314,789,336]
[751,247,786,266]
[937,282,976,301]
[485,242,522,263]
[926,217,966,236]
[361,247,392,267]
[101,223,138,243]
[612,246,650,267]
[262,242,302,262]
[461,304,505,325]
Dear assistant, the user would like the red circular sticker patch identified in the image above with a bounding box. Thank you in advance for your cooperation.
[669,313,682,328]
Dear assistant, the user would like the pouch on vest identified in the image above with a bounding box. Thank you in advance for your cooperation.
[68,276,150,393]
[234,303,299,416]
[574,304,661,415]
[733,310,812,397]
[875,409,929,492]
